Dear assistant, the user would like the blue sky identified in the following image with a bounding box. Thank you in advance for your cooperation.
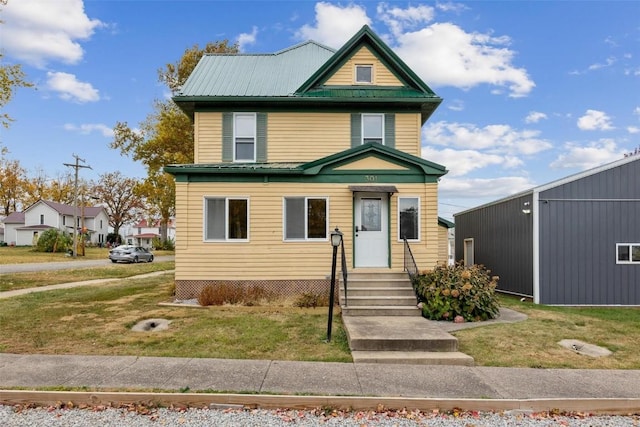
[2,0,639,220]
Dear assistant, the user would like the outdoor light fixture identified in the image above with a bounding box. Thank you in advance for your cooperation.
[522,201,531,215]
[330,227,343,247]
[326,227,343,342]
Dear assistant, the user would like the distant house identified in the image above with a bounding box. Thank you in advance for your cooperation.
[126,218,176,248]
[1,199,110,247]
[454,155,640,305]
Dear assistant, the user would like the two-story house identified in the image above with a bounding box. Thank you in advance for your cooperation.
[2,199,109,247]
[166,26,448,299]
[126,218,176,248]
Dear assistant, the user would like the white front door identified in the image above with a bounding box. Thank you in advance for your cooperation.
[354,193,389,267]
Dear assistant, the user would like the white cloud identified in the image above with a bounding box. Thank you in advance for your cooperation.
[525,111,547,124]
[376,3,434,37]
[423,121,553,155]
[588,56,616,71]
[628,126,640,134]
[550,139,624,169]
[634,107,640,117]
[577,109,614,131]
[46,72,100,103]
[295,3,534,97]
[238,26,258,52]
[1,0,104,67]
[438,176,535,199]
[295,2,371,48]
[422,146,523,177]
[63,123,113,137]
[447,99,465,111]
[393,22,535,97]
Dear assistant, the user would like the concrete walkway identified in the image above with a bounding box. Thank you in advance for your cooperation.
[1,353,639,413]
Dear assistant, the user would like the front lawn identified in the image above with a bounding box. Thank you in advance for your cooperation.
[0,246,174,264]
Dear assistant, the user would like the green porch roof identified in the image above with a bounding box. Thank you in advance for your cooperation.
[165,143,448,180]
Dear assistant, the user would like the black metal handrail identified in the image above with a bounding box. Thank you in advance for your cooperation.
[403,237,418,282]
[340,238,348,306]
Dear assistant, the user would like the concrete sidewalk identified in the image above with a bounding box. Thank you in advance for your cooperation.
[1,353,639,410]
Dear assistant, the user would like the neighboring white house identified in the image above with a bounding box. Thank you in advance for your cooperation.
[126,218,176,248]
[1,199,109,246]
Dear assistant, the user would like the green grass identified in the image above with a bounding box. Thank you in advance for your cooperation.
[0,276,351,362]
[0,261,175,292]
[0,246,174,264]
[454,295,640,369]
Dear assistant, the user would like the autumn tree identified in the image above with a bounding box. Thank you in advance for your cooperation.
[92,171,143,238]
[0,0,33,129]
[111,40,238,241]
[0,144,27,215]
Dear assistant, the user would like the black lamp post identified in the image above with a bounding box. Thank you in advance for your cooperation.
[327,227,343,342]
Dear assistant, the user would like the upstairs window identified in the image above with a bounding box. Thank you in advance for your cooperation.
[234,113,256,162]
[283,197,327,241]
[362,113,384,144]
[355,64,373,84]
[617,243,640,264]
[204,197,249,241]
[40,214,44,225]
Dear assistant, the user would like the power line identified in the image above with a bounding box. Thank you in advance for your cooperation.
[64,155,92,258]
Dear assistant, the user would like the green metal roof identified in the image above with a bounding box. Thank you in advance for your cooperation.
[173,25,442,123]
[176,41,335,98]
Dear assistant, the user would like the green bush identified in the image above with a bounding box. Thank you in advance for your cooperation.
[412,263,500,322]
[152,237,175,250]
[35,229,73,253]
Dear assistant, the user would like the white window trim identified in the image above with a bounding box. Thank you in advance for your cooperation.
[282,196,329,242]
[361,113,384,145]
[464,238,474,267]
[233,112,257,163]
[355,64,374,84]
[397,196,421,242]
[616,243,640,264]
[203,196,250,242]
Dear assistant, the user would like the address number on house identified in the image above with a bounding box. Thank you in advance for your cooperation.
[364,175,378,182]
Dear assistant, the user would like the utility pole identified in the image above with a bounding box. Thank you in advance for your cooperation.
[64,155,91,258]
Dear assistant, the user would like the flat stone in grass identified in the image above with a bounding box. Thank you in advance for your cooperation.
[559,339,612,357]
[131,318,171,332]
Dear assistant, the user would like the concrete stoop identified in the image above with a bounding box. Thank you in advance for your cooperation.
[341,272,474,366]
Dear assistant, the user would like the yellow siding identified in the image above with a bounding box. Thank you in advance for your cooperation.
[174,181,440,281]
[437,225,449,265]
[193,112,422,162]
[194,112,222,163]
[326,46,402,86]
[333,157,408,170]
[394,113,422,157]
[268,113,350,162]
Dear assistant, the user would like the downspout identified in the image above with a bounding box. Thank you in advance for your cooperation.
[532,190,540,304]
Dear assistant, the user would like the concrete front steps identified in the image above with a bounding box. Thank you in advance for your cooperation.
[340,271,474,366]
[340,271,420,317]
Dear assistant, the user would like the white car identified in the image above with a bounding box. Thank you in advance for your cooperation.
[108,245,154,263]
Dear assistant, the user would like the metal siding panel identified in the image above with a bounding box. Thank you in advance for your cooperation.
[454,194,533,297]
[351,114,360,147]
[222,113,233,162]
[384,113,395,148]
[538,159,640,304]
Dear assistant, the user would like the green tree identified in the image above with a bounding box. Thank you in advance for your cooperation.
[0,0,33,129]
[111,40,238,240]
